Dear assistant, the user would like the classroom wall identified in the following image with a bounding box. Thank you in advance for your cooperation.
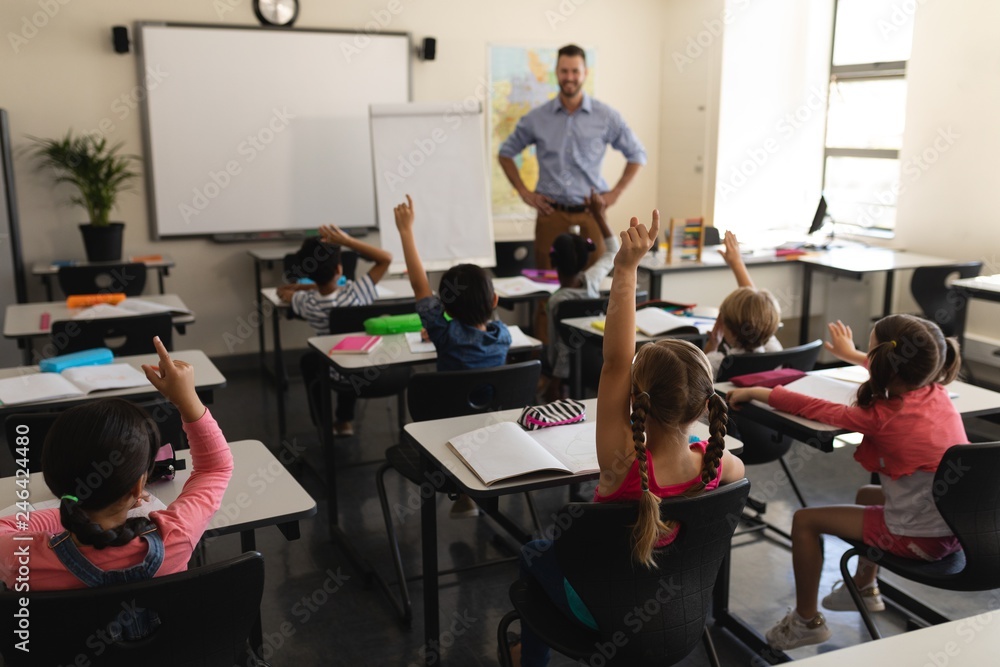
[2,0,666,357]
[892,0,1000,345]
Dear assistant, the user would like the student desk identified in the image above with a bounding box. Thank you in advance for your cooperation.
[305,332,542,576]
[3,294,196,364]
[637,248,794,301]
[789,609,1000,666]
[31,255,176,300]
[0,439,317,660]
[952,274,1000,344]
[0,350,226,412]
[261,279,417,435]
[796,248,955,344]
[247,246,302,360]
[403,397,744,666]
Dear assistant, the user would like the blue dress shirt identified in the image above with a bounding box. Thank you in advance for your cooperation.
[498,93,647,205]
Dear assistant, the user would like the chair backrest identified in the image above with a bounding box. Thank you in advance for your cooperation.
[58,263,148,297]
[50,313,173,356]
[406,360,541,422]
[493,241,535,278]
[932,442,1000,591]
[0,551,264,667]
[910,262,983,338]
[715,339,823,382]
[4,399,185,472]
[328,300,417,335]
[554,479,750,665]
[552,297,608,348]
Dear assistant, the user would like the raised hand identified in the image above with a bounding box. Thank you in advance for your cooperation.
[613,210,660,270]
[319,223,353,247]
[717,231,744,268]
[394,194,415,233]
[824,320,862,363]
[141,336,205,422]
[585,188,607,219]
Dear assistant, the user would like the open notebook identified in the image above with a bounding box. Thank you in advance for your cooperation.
[447,421,598,486]
[72,298,192,319]
[0,364,149,406]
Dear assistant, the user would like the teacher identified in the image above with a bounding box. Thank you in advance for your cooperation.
[498,43,647,271]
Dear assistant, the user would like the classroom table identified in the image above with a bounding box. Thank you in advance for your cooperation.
[788,609,1000,666]
[952,274,1000,345]
[262,278,417,435]
[31,255,176,300]
[3,294,196,364]
[403,398,743,666]
[711,367,1000,659]
[305,331,543,577]
[796,248,955,344]
[0,439,317,660]
[247,246,303,361]
[0,349,226,413]
[637,246,795,300]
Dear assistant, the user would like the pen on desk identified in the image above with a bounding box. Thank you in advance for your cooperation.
[39,312,51,330]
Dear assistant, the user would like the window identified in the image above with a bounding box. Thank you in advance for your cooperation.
[822,0,915,234]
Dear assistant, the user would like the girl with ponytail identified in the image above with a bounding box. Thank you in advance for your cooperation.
[514,212,745,667]
[0,337,232,638]
[727,314,967,651]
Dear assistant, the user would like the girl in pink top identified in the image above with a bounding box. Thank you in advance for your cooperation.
[727,314,965,651]
[0,337,233,637]
[514,212,745,667]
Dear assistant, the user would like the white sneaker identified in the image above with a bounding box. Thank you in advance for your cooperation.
[448,494,480,519]
[822,580,885,612]
[766,610,832,651]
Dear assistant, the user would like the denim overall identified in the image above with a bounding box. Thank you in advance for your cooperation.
[49,528,164,640]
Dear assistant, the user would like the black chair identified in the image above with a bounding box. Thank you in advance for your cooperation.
[494,240,535,278]
[50,313,173,357]
[58,263,147,297]
[716,339,824,540]
[910,262,982,339]
[0,550,264,666]
[553,298,610,399]
[375,360,543,626]
[498,479,751,667]
[5,400,186,473]
[838,442,1000,640]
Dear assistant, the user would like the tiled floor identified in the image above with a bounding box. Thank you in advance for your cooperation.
[9,354,998,666]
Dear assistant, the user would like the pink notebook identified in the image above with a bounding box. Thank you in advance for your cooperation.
[329,335,382,354]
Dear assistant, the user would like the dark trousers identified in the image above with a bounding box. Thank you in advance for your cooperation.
[300,352,358,424]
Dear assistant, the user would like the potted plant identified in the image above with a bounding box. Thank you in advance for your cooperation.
[29,131,139,262]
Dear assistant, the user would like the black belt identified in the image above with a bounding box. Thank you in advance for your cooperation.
[549,202,587,214]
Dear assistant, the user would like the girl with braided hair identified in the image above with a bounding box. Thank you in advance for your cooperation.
[727,314,965,650]
[0,337,232,639]
[512,212,745,667]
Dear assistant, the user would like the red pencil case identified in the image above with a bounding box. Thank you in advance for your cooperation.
[729,368,806,388]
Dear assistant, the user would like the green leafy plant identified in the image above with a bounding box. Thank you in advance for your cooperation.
[28,131,139,227]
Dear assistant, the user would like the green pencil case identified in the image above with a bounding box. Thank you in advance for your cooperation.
[363,313,422,335]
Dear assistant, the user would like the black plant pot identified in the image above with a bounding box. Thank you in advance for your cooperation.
[79,222,124,262]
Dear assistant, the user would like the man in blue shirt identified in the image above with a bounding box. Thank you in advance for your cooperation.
[498,44,647,273]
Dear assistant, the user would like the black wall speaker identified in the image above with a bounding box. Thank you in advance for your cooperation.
[418,37,436,61]
[112,26,130,54]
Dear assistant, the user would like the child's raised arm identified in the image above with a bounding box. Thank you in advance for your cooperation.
[596,211,659,474]
[825,320,868,366]
[585,188,613,240]
[718,231,753,288]
[141,336,206,423]
[319,223,393,285]
[393,195,432,300]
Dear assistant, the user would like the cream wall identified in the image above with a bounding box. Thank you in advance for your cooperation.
[3,0,666,356]
[893,0,1000,342]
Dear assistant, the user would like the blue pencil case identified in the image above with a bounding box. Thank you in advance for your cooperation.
[39,348,114,373]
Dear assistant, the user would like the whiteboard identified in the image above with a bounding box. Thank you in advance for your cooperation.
[370,102,495,273]
[137,24,410,238]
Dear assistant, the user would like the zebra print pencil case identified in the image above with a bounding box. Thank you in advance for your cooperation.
[517,399,587,430]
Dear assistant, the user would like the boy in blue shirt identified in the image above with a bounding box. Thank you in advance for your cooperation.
[393,195,511,371]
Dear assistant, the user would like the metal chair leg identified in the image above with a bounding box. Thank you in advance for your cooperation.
[840,548,881,640]
[524,491,542,535]
[375,461,413,627]
[497,610,520,667]
[779,456,809,508]
[702,625,721,667]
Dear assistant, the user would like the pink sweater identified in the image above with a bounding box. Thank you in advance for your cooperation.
[0,409,233,591]
[769,383,968,479]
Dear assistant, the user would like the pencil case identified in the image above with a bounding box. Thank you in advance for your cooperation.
[39,348,114,373]
[66,293,126,307]
[363,313,422,335]
[518,399,587,430]
[728,368,806,388]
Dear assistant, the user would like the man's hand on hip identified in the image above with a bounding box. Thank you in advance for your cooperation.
[520,190,555,215]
